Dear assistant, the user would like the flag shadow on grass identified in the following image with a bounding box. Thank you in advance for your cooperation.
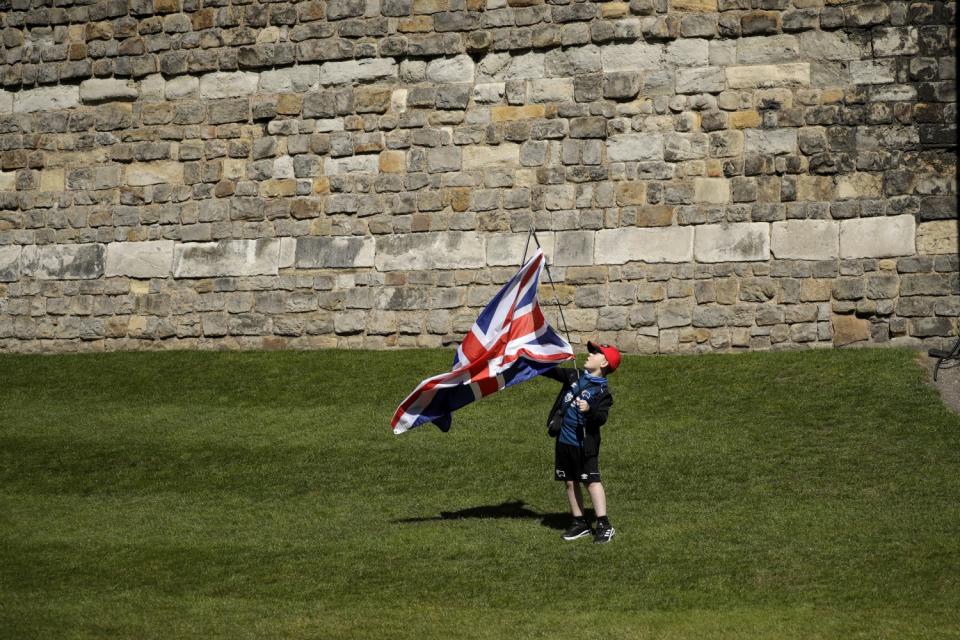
[393,499,578,530]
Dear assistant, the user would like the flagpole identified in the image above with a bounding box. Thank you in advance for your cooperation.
[529,229,579,377]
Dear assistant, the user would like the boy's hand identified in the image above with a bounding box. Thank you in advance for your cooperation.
[576,398,590,413]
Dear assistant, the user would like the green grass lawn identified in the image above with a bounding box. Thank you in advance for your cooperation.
[1,347,958,639]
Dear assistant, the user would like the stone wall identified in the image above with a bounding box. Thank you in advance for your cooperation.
[0,0,957,354]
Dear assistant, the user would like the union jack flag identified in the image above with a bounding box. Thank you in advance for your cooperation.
[392,248,574,434]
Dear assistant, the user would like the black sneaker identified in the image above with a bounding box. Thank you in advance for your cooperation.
[593,523,615,544]
[561,520,592,541]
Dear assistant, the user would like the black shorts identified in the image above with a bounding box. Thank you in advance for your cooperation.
[554,441,601,484]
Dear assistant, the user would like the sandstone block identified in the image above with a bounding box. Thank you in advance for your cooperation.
[462,143,521,170]
[173,239,281,278]
[105,240,175,278]
[796,175,835,201]
[79,78,139,103]
[725,63,810,88]
[379,150,406,173]
[199,71,260,99]
[729,110,761,128]
[0,245,20,282]
[836,173,883,199]
[375,232,485,271]
[21,243,106,280]
[595,227,694,264]
[831,314,870,347]
[491,105,546,122]
[295,236,375,268]
[694,223,770,262]
[606,133,664,162]
[839,215,915,259]
[320,58,398,85]
[693,178,730,204]
[616,182,646,206]
[917,221,959,255]
[14,86,81,113]
[671,0,717,10]
[770,220,839,260]
[426,54,475,83]
[126,162,184,186]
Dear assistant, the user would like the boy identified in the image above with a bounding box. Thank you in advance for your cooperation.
[544,341,621,544]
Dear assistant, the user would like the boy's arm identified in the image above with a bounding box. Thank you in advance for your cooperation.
[586,393,613,428]
[542,366,577,384]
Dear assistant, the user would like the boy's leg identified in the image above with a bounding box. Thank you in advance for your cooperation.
[586,481,607,518]
[566,481,585,518]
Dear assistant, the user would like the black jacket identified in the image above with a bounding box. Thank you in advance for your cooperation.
[544,367,613,457]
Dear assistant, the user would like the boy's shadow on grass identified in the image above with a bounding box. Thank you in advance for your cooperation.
[394,499,584,531]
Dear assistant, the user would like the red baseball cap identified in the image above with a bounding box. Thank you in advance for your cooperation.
[587,341,621,373]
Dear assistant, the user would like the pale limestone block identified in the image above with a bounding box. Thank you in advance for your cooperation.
[529,78,575,103]
[839,215,915,259]
[139,74,165,101]
[601,42,662,72]
[694,178,731,204]
[222,159,246,180]
[391,89,408,112]
[0,245,21,282]
[476,52,546,81]
[39,168,64,192]
[836,172,883,199]
[545,45,602,77]
[771,220,839,260]
[324,155,380,175]
[173,239,281,278]
[14,85,81,112]
[850,59,896,84]
[799,30,864,61]
[0,89,12,115]
[426,54,475,83]
[0,171,15,191]
[737,35,800,64]
[462,143,521,170]
[744,129,797,155]
[872,27,919,57]
[79,78,139,102]
[695,223,770,262]
[375,232,485,271]
[554,231,594,266]
[916,221,959,255]
[606,133,665,161]
[485,233,557,266]
[314,119,346,132]
[199,71,261,99]
[295,236,375,268]
[474,82,505,104]
[595,227,694,264]
[105,240,175,278]
[259,66,320,93]
[126,162,184,186]
[725,63,810,88]
[676,67,726,94]
[165,76,199,100]
[20,243,106,279]
[279,237,297,268]
[273,155,295,179]
[319,58,398,85]
[667,39,710,67]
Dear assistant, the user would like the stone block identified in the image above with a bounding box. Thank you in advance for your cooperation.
[744,129,797,155]
[676,66,726,94]
[375,232,485,271]
[796,175,835,201]
[530,78,575,103]
[545,45,602,77]
[199,71,260,99]
[476,52,546,81]
[125,162,184,186]
[671,0,717,12]
[667,39,710,67]
[603,72,642,99]
[173,239,281,278]
[850,59,896,85]
[798,30,865,61]
[725,63,810,88]
[606,133,664,162]
[737,35,799,65]
[319,58,398,85]
[79,78,139,103]
[490,105,546,122]
[485,233,556,266]
[14,86,81,113]
[105,240,175,278]
[693,178,730,204]
[917,221,959,255]
[872,27,919,57]
[0,245,20,282]
[831,314,870,346]
[165,76,199,100]
[462,143,521,169]
[839,215,915,259]
[260,66,320,93]
[616,182,646,206]
[770,220,839,260]
[729,110,761,128]
[0,90,13,115]
[554,231,595,266]
[426,54,475,83]
[595,227,694,264]
[295,236,375,268]
[324,155,380,175]
[836,173,883,199]
[694,223,770,262]
[601,42,662,72]
[21,243,106,280]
